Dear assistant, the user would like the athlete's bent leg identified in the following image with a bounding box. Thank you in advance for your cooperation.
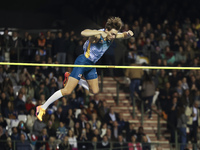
[36,77,79,121]
[87,78,99,94]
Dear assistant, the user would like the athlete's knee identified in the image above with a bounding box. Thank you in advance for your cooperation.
[61,88,73,96]
[91,87,99,95]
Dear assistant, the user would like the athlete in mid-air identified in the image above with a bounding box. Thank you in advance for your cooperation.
[36,17,134,121]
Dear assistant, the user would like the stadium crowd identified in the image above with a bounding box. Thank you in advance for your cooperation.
[0,6,200,150]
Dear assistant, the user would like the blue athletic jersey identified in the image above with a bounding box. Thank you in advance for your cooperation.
[83,29,112,63]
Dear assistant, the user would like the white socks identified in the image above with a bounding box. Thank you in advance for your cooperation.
[41,90,63,110]
[40,79,89,110]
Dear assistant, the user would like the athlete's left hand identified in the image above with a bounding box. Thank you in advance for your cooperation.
[127,30,134,37]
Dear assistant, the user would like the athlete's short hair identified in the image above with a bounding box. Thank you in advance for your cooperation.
[105,17,123,31]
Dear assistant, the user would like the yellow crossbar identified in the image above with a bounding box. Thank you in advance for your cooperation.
[0,62,198,70]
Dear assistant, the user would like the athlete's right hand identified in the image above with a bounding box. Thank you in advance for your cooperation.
[101,31,108,39]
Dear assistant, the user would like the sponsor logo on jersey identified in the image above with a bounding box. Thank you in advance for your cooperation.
[78,74,82,78]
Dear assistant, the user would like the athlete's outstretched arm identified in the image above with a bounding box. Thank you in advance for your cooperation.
[81,29,107,38]
[116,30,134,39]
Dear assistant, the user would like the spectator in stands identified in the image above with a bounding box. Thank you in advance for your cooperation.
[58,136,72,150]
[53,61,63,78]
[78,114,87,129]
[162,46,175,65]
[60,97,70,116]
[126,123,137,142]
[97,100,109,122]
[57,75,63,89]
[36,32,46,59]
[167,97,178,143]
[1,92,8,112]
[16,134,32,150]
[159,33,170,51]
[86,102,97,119]
[56,121,68,140]
[132,21,140,38]
[185,45,195,65]
[7,86,15,102]
[169,70,179,89]
[32,118,46,136]
[159,81,173,112]
[36,128,49,150]
[5,137,14,150]
[92,129,101,141]
[128,136,142,150]
[88,136,98,150]
[4,101,17,119]
[177,106,188,150]
[1,28,11,50]
[85,123,92,140]
[46,120,56,137]
[35,82,50,101]
[114,135,127,150]
[65,108,75,129]
[68,129,77,149]
[142,38,154,56]
[73,122,81,139]
[106,128,114,142]
[8,67,19,86]
[0,114,7,129]
[69,91,81,109]
[181,77,189,90]
[150,33,158,48]
[25,98,35,112]
[136,126,151,143]
[19,68,32,85]
[176,80,184,97]
[141,135,151,150]
[78,128,89,150]
[54,106,64,122]
[127,37,136,51]
[105,106,119,127]
[100,123,107,138]
[187,101,200,143]
[26,108,37,132]
[10,31,23,61]
[88,113,101,130]
[66,35,76,64]
[91,94,101,110]
[0,66,6,84]
[17,121,30,139]
[24,79,34,101]
[2,75,13,93]
[99,135,110,149]
[49,77,58,95]
[53,32,66,73]
[75,84,85,107]
[125,59,144,101]
[22,34,35,62]
[141,71,155,119]
[117,112,127,131]
[45,31,53,50]
[45,136,57,150]
[175,46,186,65]
[180,89,194,107]
[112,121,122,141]
[150,46,162,65]
[11,127,20,141]
[189,75,199,91]
[14,91,26,114]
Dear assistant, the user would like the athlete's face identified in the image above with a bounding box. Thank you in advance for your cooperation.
[105,28,118,40]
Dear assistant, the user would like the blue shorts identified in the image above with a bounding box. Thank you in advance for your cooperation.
[70,54,97,80]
